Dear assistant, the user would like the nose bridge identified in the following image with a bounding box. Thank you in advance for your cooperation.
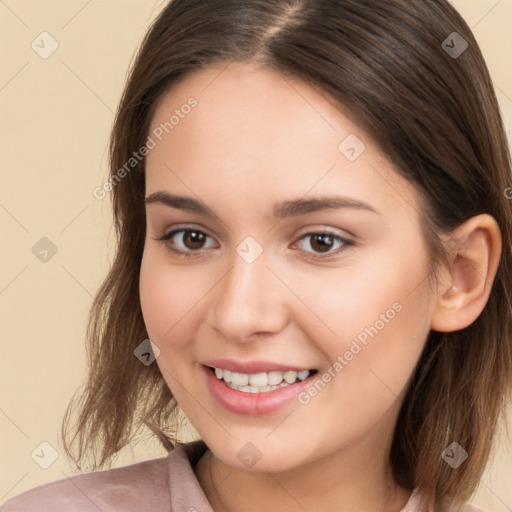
[208,240,285,342]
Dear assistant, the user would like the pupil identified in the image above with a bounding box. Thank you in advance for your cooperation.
[311,234,333,253]
[185,231,205,249]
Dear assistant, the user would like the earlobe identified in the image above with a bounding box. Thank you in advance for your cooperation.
[430,214,502,333]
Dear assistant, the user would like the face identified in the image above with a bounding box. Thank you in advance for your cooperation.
[140,61,438,473]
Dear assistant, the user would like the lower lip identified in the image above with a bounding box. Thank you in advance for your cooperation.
[202,365,317,416]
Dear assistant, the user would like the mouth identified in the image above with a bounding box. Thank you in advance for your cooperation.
[205,365,319,394]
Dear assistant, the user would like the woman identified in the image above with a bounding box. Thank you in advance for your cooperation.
[2,1,511,511]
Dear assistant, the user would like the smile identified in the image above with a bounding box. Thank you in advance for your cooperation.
[202,364,319,415]
[211,367,314,393]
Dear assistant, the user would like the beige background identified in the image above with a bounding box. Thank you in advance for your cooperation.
[1,0,511,509]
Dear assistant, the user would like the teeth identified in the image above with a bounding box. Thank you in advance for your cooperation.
[231,372,249,386]
[225,382,289,393]
[297,370,310,381]
[267,371,284,385]
[283,371,297,384]
[249,372,267,386]
[212,367,312,392]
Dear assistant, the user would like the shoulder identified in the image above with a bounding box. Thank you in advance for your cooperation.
[0,455,170,512]
[403,489,489,512]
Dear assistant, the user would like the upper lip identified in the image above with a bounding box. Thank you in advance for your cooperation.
[202,359,315,374]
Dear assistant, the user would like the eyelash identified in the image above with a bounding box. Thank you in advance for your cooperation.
[154,226,355,259]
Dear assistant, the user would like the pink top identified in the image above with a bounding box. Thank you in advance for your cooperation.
[0,440,486,511]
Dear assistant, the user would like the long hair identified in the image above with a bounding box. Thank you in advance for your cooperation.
[62,1,512,509]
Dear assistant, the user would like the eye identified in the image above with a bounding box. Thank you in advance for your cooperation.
[154,227,354,259]
[155,227,216,257]
[293,231,354,257]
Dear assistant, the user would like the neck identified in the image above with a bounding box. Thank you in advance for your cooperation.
[194,397,413,512]
[195,438,412,512]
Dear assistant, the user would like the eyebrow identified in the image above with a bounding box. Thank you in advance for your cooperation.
[144,191,379,219]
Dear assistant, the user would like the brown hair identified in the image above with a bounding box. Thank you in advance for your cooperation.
[62,0,512,509]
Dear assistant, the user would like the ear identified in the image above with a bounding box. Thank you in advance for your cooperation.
[430,214,502,333]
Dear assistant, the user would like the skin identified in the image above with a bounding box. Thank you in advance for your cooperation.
[139,61,501,512]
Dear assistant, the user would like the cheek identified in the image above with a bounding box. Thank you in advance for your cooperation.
[299,247,426,322]
[139,249,198,345]
[288,234,432,385]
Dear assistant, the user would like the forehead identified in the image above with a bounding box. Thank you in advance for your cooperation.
[145,61,420,219]
[149,61,353,152]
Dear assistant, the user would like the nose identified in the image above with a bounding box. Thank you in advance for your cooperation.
[207,245,288,343]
